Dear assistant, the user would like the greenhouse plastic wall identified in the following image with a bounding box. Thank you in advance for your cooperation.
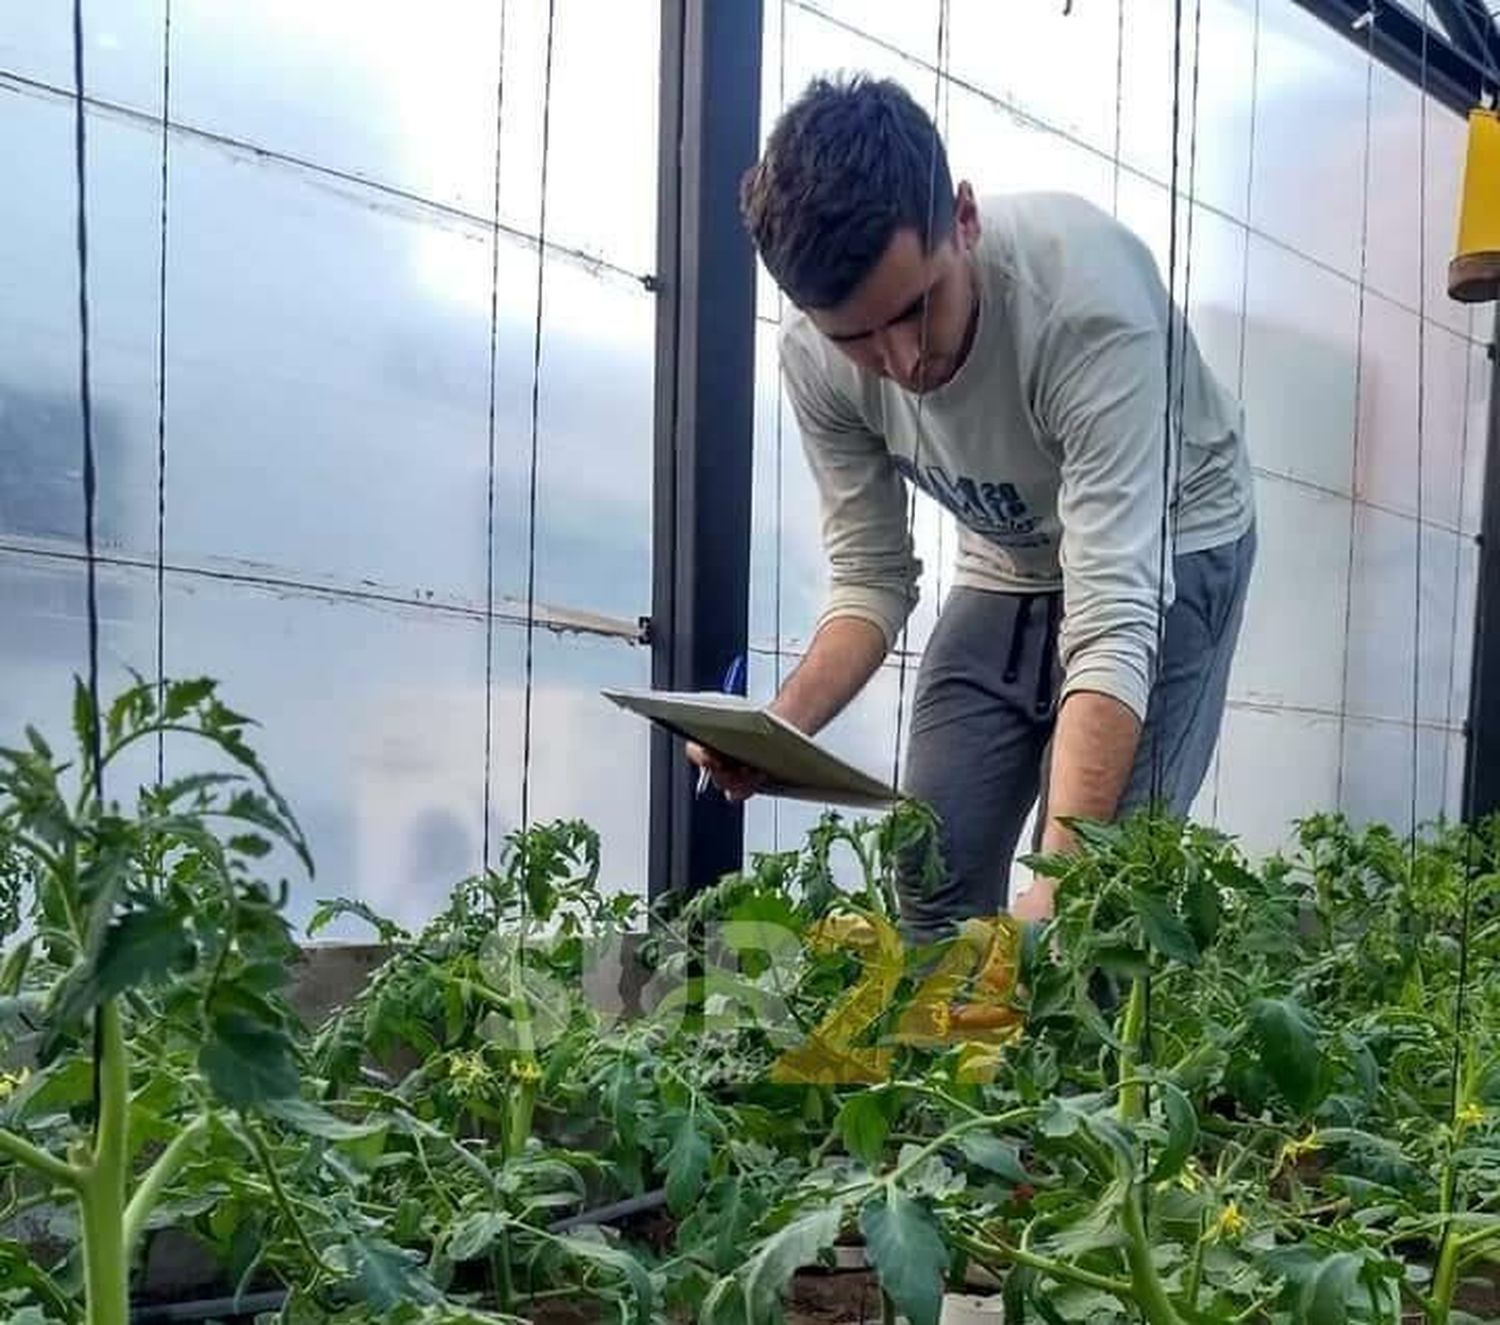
[745,0,1497,880]
[0,1,661,930]
[1,2,1495,925]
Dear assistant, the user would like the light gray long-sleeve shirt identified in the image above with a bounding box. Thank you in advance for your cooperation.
[780,191,1254,721]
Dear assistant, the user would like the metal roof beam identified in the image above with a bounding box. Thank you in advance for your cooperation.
[1293,0,1499,113]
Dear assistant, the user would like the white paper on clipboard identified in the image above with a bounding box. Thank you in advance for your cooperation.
[601,688,900,809]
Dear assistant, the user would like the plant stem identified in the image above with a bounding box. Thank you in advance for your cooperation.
[1430,1063,1478,1325]
[241,1117,335,1277]
[1183,1212,1207,1312]
[1113,978,1183,1325]
[0,1126,82,1190]
[122,1114,211,1254]
[950,1231,1133,1299]
[1120,1187,1185,1325]
[874,1108,1037,1191]
[80,1000,130,1325]
[1119,976,1147,1123]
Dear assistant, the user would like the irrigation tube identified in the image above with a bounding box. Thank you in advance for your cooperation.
[125,1190,670,1321]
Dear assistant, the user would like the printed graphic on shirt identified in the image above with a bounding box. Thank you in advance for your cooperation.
[891,456,1051,549]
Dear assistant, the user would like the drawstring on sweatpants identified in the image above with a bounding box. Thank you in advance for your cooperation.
[1001,592,1061,716]
[1035,592,1059,715]
[1001,596,1033,684]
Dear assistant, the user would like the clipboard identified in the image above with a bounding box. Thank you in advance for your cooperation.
[602,688,900,809]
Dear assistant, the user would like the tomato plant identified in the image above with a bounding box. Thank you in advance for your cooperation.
[2,684,1498,1325]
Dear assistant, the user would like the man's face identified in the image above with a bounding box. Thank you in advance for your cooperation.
[807,181,981,395]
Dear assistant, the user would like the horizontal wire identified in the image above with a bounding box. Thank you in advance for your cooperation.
[737,640,1467,734]
[0,70,656,293]
[786,0,1485,344]
[0,536,647,644]
[1248,465,1479,540]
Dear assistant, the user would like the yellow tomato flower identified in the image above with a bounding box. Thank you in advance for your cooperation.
[0,1067,29,1101]
[1274,1130,1322,1175]
[447,1052,488,1091]
[507,1057,542,1084]
[1458,1102,1485,1128]
[1205,1200,1248,1243]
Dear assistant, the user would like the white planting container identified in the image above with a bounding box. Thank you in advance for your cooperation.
[939,1292,1005,1324]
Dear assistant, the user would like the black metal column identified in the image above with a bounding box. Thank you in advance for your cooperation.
[1465,336,1500,820]
[648,0,763,900]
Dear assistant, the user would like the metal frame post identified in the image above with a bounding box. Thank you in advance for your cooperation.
[648,0,763,900]
[1465,336,1500,820]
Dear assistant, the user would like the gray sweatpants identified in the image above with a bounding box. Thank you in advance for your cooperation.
[900,525,1256,938]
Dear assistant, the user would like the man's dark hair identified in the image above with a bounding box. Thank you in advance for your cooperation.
[741,74,954,310]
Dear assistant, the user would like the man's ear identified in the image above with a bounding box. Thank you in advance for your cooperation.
[953,180,981,251]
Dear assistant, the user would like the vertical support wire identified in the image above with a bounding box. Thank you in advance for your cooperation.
[934,34,952,625]
[71,0,103,804]
[1216,0,1261,826]
[520,0,560,850]
[70,0,107,1138]
[1417,4,1478,1276]
[1412,4,1430,849]
[773,0,788,852]
[1443,334,1477,812]
[1335,3,1379,815]
[1111,0,1126,217]
[890,0,951,793]
[1143,0,1196,1123]
[1149,0,1187,812]
[153,0,172,788]
[482,0,509,874]
[1173,0,1204,553]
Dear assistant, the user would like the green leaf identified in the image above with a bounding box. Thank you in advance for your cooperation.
[8,1059,92,1122]
[72,679,98,775]
[665,1107,712,1216]
[1297,1251,1362,1325]
[836,1091,892,1167]
[555,1235,655,1320]
[1132,891,1199,965]
[199,1012,298,1107]
[347,1234,443,1309]
[1148,1082,1198,1183]
[227,833,272,859]
[162,677,216,720]
[263,1096,384,1141]
[91,904,195,1002]
[1038,1097,1082,1139]
[445,1211,507,1262]
[739,1204,844,1317]
[956,1133,1029,1186]
[1049,1177,1129,1256]
[0,940,33,996]
[1183,868,1222,949]
[860,1189,949,1325]
[307,896,408,943]
[1248,998,1325,1114]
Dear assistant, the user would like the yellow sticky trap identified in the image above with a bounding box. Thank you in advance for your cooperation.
[1450,108,1500,304]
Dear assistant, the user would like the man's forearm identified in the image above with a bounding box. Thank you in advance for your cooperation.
[1038,690,1142,853]
[769,616,888,735]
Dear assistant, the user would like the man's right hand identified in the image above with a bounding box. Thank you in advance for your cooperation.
[686,742,766,802]
[683,616,889,804]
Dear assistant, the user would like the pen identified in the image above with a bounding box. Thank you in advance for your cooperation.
[696,653,746,798]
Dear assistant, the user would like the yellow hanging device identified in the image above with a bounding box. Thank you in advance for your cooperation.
[1451,107,1500,304]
